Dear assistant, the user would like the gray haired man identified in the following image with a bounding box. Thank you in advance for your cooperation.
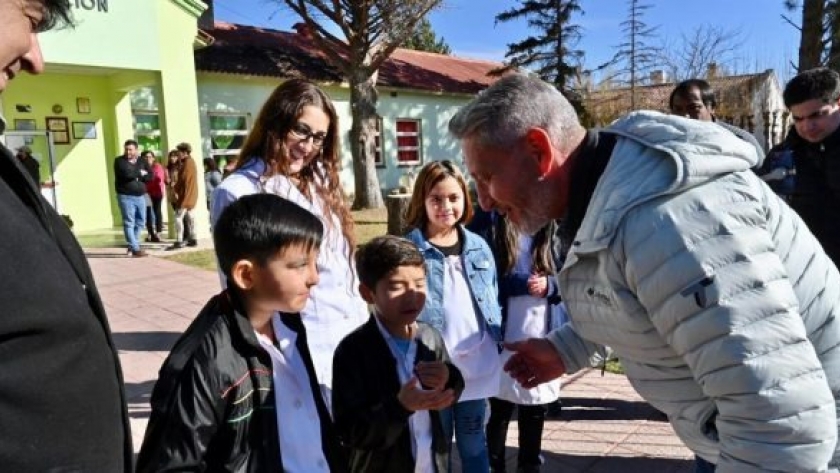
[450,73,840,472]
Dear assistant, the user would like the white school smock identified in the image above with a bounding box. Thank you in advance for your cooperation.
[256,314,329,473]
[440,255,501,401]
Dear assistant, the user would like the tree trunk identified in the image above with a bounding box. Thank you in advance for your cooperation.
[349,70,385,209]
[828,2,840,70]
[799,0,825,71]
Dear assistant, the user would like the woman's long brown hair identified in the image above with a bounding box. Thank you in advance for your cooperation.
[235,79,355,251]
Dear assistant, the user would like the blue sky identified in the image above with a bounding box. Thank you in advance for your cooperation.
[213,0,799,83]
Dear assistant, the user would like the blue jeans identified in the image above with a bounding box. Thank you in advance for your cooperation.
[694,455,716,473]
[440,398,490,473]
[117,193,146,252]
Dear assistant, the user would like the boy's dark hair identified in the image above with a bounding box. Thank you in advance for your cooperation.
[669,79,716,110]
[784,67,840,107]
[176,142,192,154]
[356,235,425,289]
[39,0,75,32]
[124,139,139,148]
[213,194,323,280]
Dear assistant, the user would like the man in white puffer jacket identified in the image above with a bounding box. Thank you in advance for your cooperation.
[450,73,840,473]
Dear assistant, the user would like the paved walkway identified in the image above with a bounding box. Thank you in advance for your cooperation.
[87,246,694,472]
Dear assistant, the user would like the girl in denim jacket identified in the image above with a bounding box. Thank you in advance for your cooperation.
[405,160,503,473]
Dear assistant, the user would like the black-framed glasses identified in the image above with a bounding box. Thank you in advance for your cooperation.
[288,122,328,148]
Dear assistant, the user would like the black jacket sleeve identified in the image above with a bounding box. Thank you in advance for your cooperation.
[136,353,224,472]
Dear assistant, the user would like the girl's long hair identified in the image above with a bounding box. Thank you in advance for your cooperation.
[493,213,554,275]
[235,79,354,250]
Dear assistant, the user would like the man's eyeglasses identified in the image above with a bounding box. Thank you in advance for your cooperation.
[289,123,328,148]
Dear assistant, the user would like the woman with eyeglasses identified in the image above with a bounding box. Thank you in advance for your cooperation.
[210,80,368,424]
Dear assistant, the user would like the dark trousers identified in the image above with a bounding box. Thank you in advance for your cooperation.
[487,397,550,471]
[145,196,163,235]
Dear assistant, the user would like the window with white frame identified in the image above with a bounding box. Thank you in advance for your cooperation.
[374,117,384,167]
[209,112,249,165]
[395,119,421,166]
[133,110,161,155]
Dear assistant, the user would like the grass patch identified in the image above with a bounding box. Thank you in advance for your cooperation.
[603,358,624,375]
[161,208,388,272]
[163,250,218,272]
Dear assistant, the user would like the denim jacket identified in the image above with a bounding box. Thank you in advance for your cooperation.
[406,226,503,342]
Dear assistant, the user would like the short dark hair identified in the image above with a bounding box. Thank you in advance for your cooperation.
[203,157,218,172]
[356,235,425,289]
[783,67,840,107]
[176,142,192,154]
[669,79,716,110]
[39,0,75,32]
[140,150,156,160]
[213,194,323,280]
[123,139,139,148]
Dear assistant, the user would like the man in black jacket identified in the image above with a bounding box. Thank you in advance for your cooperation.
[114,138,151,257]
[773,67,840,265]
[0,1,132,471]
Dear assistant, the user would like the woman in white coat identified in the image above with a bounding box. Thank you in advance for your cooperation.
[211,79,368,411]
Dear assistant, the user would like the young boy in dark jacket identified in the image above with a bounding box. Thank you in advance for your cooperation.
[137,194,346,472]
[333,235,464,473]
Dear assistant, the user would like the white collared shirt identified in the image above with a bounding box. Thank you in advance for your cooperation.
[212,160,369,413]
[256,314,330,473]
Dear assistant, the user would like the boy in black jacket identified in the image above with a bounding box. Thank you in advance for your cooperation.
[137,194,346,472]
[333,235,464,473]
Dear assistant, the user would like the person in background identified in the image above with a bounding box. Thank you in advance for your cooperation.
[452,73,840,472]
[203,156,222,210]
[405,160,503,473]
[759,139,796,202]
[137,194,347,472]
[333,235,464,473]
[142,150,165,243]
[669,78,765,158]
[15,145,39,185]
[768,67,840,265]
[114,139,151,257]
[167,142,198,249]
[0,0,131,469]
[470,209,563,473]
[211,79,368,412]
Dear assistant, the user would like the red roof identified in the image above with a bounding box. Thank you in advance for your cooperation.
[196,21,505,95]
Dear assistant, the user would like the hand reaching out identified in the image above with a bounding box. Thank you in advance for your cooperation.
[397,377,456,412]
[503,337,566,388]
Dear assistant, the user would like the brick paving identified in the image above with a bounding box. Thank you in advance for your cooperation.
[86,243,695,472]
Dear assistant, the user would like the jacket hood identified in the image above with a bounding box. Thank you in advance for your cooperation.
[607,111,760,188]
[572,111,759,251]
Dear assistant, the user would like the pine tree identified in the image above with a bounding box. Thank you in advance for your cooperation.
[402,18,451,54]
[605,0,660,109]
[492,0,584,104]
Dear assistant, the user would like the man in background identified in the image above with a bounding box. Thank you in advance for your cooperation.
[769,67,840,265]
[167,141,198,249]
[114,138,151,257]
[0,0,131,470]
[669,78,765,157]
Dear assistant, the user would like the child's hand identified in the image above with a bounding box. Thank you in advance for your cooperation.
[398,376,456,412]
[414,361,449,391]
[527,274,549,298]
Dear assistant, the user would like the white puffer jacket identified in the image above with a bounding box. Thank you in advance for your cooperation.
[548,111,840,472]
